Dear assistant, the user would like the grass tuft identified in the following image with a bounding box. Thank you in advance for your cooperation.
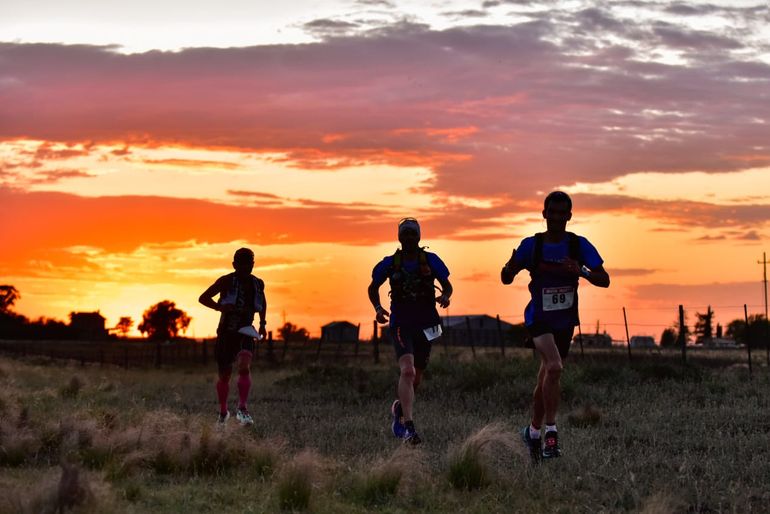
[447,423,519,491]
[351,445,423,505]
[276,450,321,511]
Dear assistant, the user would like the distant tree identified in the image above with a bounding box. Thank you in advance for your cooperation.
[115,317,134,338]
[726,315,769,348]
[0,285,20,313]
[716,323,723,339]
[138,301,191,341]
[278,322,309,342]
[694,305,714,343]
[660,328,677,347]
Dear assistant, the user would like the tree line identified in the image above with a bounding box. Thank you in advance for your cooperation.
[659,304,769,348]
[0,285,310,343]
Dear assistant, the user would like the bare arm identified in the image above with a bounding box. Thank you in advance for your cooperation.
[501,248,524,285]
[367,278,389,324]
[257,279,267,338]
[199,278,223,312]
[584,264,610,288]
[436,276,453,308]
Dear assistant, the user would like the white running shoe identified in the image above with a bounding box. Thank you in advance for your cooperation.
[236,408,254,426]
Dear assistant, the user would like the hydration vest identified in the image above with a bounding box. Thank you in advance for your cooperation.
[388,248,436,305]
[528,232,583,329]
[218,273,265,333]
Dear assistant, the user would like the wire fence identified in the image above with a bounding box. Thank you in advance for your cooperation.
[1,304,768,374]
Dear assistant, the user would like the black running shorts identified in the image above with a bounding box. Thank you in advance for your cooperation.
[526,322,575,360]
[215,331,255,371]
[390,325,434,370]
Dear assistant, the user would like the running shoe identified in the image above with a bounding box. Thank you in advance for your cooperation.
[390,399,405,438]
[403,427,422,445]
[217,410,230,426]
[236,408,254,426]
[542,430,561,459]
[520,426,541,464]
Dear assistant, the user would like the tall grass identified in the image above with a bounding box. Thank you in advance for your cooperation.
[0,351,767,512]
[447,423,521,490]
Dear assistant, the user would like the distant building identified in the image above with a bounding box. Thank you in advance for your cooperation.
[442,315,521,346]
[573,332,612,348]
[321,321,360,343]
[629,335,656,348]
[69,311,108,340]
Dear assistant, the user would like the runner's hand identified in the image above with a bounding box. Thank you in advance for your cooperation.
[375,306,390,324]
[258,324,267,340]
[436,293,451,308]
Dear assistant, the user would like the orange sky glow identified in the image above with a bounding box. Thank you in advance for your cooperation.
[2,2,769,340]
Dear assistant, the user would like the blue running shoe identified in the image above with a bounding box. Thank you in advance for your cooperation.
[403,425,422,445]
[390,399,405,438]
[542,431,561,459]
[520,426,541,464]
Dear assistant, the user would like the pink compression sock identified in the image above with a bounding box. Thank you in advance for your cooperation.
[216,371,231,414]
[237,369,251,410]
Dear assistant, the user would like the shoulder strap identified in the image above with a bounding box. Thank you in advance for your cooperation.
[392,249,402,271]
[567,232,581,263]
[533,233,544,267]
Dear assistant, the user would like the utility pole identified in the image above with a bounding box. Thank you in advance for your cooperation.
[759,252,769,365]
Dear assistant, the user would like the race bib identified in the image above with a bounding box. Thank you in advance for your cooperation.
[423,324,443,341]
[542,286,574,311]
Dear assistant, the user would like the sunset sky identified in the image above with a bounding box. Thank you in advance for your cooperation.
[2,0,769,340]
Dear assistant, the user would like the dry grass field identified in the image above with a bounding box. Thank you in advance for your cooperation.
[0,348,768,513]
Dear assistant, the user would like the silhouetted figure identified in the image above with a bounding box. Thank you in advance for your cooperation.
[501,191,610,463]
[367,218,453,445]
[199,248,267,427]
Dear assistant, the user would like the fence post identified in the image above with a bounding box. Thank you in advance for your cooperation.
[202,339,208,366]
[124,346,129,369]
[316,331,324,360]
[577,323,584,358]
[679,305,687,364]
[281,333,289,362]
[465,317,476,358]
[372,320,380,364]
[623,307,632,362]
[744,304,753,379]
[155,341,162,368]
[267,331,275,363]
[354,323,360,359]
[496,315,505,357]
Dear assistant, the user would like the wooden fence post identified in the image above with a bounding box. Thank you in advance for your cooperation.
[496,315,505,357]
[679,305,687,364]
[577,323,584,358]
[465,317,476,358]
[281,333,289,362]
[623,307,632,362]
[744,304,752,379]
[372,320,380,364]
[267,331,275,363]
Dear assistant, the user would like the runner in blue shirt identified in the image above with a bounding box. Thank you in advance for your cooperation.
[501,191,610,462]
[368,218,453,445]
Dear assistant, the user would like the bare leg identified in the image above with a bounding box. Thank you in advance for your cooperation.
[532,334,563,425]
[398,354,417,421]
[531,362,546,429]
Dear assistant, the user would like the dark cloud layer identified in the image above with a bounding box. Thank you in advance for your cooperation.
[0,3,768,202]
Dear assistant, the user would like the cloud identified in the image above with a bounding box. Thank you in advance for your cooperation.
[571,193,770,230]
[1,4,769,201]
[610,267,659,277]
